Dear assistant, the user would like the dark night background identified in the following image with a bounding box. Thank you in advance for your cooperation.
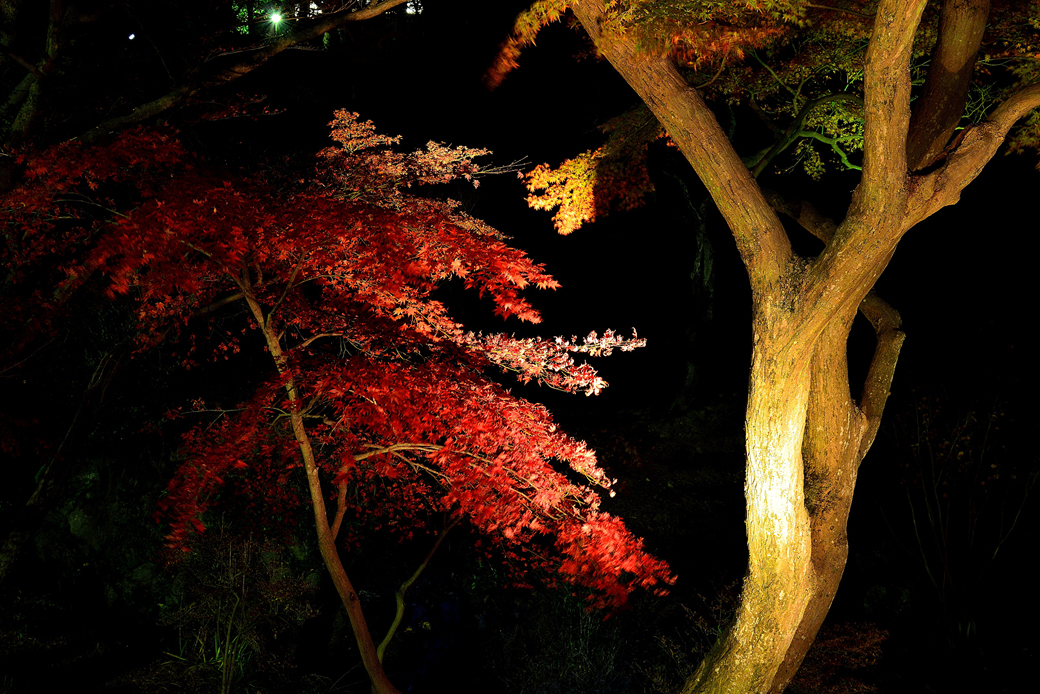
[2,2,1038,693]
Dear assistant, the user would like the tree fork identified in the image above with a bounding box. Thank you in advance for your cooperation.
[768,314,866,693]
[761,194,905,692]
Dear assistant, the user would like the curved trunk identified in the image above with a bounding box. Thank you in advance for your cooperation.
[563,1,1034,690]
[767,315,865,692]
[240,282,402,694]
[293,409,402,694]
[768,277,905,694]
[682,308,815,693]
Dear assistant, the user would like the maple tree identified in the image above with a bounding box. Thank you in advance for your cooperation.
[0,0,436,597]
[2,110,673,693]
[1,3,429,577]
[490,1,1040,693]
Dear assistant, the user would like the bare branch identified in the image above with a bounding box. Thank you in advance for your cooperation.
[805,3,875,19]
[983,81,1040,137]
[856,292,904,457]
[376,515,461,663]
[194,291,246,317]
[6,52,42,79]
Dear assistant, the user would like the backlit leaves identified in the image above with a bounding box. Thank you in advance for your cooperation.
[526,105,662,234]
[484,0,570,90]
[603,0,802,70]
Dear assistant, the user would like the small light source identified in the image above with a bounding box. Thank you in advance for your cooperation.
[128,33,136,40]
[270,12,282,23]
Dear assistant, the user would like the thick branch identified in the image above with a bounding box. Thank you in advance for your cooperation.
[985,82,1040,135]
[79,0,409,143]
[858,0,926,206]
[906,0,990,171]
[856,292,904,456]
[907,81,1040,224]
[6,52,42,79]
[794,1,925,341]
[569,0,792,294]
[765,193,904,451]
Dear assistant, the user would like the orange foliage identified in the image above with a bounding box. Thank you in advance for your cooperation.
[525,106,662,234]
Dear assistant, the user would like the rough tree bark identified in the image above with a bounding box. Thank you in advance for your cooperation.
[568,1,1040,692]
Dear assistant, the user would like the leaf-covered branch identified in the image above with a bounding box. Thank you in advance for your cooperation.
[749,92,864,177]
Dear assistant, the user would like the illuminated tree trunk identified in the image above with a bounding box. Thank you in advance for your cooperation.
[766,290,904,693]
[567,0,1039,691]
[764,321,864,694]
[683,307,816,693]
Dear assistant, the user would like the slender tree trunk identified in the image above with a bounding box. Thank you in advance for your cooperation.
[240,281,402,694]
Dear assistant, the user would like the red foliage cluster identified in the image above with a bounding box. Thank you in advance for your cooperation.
[7,111,673,610]
[0,129,186,353]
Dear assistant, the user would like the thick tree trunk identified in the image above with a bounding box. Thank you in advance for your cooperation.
[682,306,815,693]
[767,315,865,692]
[566,3,915,691]
[562,0,1037,689]
[763,211,906,693]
